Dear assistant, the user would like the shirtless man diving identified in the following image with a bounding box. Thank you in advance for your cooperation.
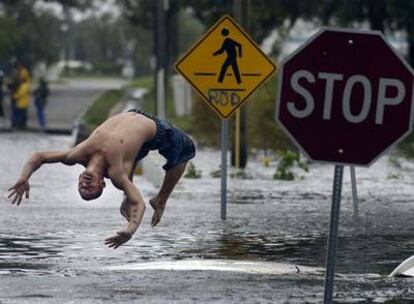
[8,110,196,249]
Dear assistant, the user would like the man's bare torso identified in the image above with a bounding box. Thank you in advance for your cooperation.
[68,112,156,176]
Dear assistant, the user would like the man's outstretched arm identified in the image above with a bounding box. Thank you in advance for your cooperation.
[105,170,146,249]
[21,150,74,178]
[8,150,74,205]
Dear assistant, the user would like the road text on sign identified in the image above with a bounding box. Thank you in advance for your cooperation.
[276,28,414,166]
[175,15,277,119]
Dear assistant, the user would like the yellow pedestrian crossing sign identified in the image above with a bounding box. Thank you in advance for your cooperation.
[175,15,277,119]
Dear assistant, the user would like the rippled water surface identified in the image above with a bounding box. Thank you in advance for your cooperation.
[1,133,414,303]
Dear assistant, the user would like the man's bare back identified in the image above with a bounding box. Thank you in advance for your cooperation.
[70,112,156,173]
[8,111,196,249]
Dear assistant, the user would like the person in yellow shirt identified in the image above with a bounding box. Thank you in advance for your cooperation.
[13,65,31,129]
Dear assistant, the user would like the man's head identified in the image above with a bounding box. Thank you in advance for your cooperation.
[78,170,105,201]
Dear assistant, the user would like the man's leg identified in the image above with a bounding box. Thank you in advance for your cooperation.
[21,109,27,129]
[150,161,188,227]
[11,102,17,128]
[36,104,43,128]
[39,105,46,129]
[13,108,20,129]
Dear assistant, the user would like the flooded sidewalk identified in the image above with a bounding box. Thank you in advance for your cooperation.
[1,133,414,303]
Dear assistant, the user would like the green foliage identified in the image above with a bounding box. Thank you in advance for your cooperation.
[387,172,401,180]
[83,89,124,130]
[67,16,125,74]
[209,168,249,179]
[166,74,294,152]
[274,150,308,181]
[170,115,193,134]
[184,162,202,179]
[118,0,154,30]
[0,1,63,66]
[36,1,153,75]
[230,170,248,179]
[139,78,182,124]
[130,76,195,137]
[0,17,19,65]
[188,93,222,147]
[127,76,154,90]
[210,169,221,178]
[180,0,233,28]
[121,0,414,159]
[176,9,205,57]
[394,132,414,160]
[247,74,295,151]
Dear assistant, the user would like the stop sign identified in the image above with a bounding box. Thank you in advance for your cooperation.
[277,28,414,166]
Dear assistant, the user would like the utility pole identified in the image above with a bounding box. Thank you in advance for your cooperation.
[155,0,168,119]
[232,0,249,168]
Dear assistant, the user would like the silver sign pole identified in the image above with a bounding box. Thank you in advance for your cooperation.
[350,165,359,219]
[221,119,228,220]
[324,165,344,304]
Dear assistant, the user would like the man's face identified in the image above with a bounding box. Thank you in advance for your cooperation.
[78,171,105,200]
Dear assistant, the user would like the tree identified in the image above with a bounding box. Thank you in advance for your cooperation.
[388,0,414,65]
[0,0,87,69]
[118,0,154,30]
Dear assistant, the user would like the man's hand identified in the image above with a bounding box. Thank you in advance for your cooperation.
[104,230,132,249]
[8,178,30,205]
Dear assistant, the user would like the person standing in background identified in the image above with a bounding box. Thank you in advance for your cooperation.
[13,64,31,130]
[33,77,49,130]
[7,64,20,128]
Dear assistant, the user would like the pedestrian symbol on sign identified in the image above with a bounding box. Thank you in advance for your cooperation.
[175,15,277,119]
[213,28,243,84]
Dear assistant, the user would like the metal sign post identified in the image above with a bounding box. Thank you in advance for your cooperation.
[350,166,359,219]
[324,165,344,304]
[276,28,414,303]
[221,119,228,220]
[175,15,276,220]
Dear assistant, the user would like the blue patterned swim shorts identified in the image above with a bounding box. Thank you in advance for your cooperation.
[128,109,196,170]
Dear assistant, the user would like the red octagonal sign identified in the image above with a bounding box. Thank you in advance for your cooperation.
[277,28,414,166]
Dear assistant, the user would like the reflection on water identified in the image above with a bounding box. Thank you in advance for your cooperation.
[0,235,64,276]
[104,259,323,274]
[0,236,63,259]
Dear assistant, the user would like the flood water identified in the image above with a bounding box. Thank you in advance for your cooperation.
[1,133,414,303]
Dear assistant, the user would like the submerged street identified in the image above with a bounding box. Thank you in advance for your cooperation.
[3,1,414,303]
[1,133,414,303]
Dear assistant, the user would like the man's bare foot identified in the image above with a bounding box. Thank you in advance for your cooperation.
[120,199,130,221]
[150,197,166,227]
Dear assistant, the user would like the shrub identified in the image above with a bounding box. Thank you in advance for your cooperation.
[184,161,202,178]
[274,150,308,181]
